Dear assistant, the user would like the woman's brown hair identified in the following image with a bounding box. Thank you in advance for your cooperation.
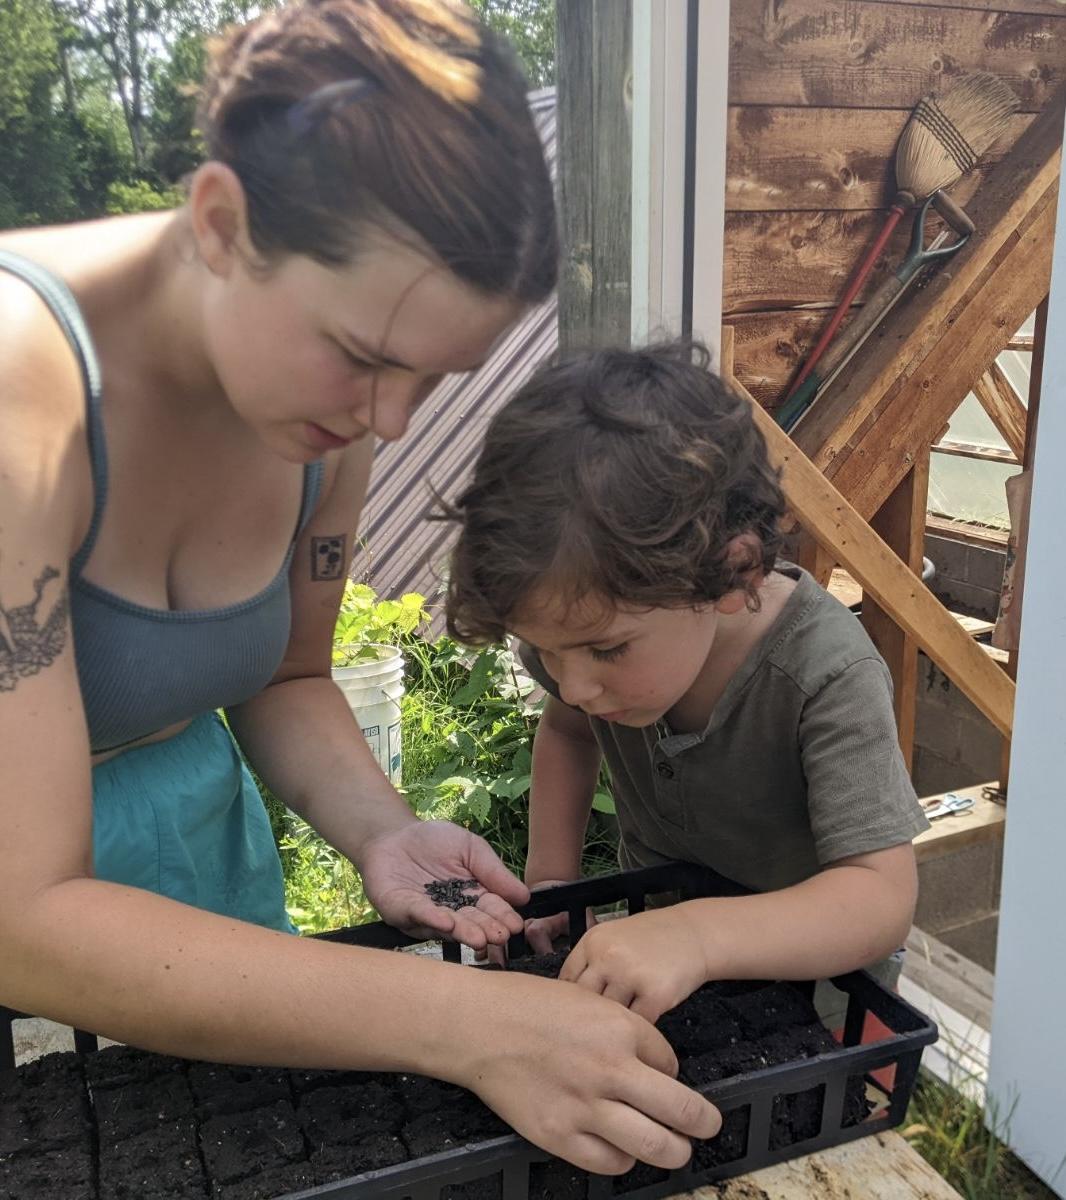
[198,0,556,301]
[445,341,785,645]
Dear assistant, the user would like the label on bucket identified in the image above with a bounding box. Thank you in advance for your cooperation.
[387,721,402,786]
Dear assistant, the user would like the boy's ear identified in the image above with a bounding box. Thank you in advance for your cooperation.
[714,533,767,614]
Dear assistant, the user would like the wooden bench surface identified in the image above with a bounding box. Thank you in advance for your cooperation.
[685,1132,962,1198]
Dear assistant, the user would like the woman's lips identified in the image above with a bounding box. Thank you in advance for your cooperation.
[305,422,353,451]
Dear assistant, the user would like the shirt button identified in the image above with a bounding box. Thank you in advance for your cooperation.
[656,761,674,779]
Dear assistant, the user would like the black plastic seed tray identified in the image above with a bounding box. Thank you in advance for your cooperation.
[0,861,938,1199]
[301,860,938,1199]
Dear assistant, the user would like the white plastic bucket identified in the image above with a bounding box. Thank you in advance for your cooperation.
[332,646,405,785]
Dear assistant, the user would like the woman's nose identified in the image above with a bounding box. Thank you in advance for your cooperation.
[356,375,441,443]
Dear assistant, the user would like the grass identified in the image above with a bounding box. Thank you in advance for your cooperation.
[904,1071,1062,1199]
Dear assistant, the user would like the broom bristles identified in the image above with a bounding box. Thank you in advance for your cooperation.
[896,72,1020,199]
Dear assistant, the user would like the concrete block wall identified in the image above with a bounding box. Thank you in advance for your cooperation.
[924,529,1007,622]
[913,655,1005,795]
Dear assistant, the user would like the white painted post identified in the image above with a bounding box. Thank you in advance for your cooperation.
[689,0,730,363]
[986,103,1066,1197]
[630,0,688,343]
[630,0,729,359]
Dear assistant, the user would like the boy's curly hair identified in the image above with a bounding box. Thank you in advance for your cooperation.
[444,341,785,645]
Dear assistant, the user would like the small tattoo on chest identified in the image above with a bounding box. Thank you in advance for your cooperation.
[311,535,347,581]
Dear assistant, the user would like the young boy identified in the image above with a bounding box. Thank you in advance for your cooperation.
[445,341,929,1025]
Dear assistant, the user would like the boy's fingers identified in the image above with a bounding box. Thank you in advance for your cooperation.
[524,918,558,956]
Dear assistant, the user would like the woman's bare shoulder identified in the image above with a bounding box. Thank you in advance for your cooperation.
[0,270,94,545]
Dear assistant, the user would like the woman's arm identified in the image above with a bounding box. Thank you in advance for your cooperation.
[224,441,529,945]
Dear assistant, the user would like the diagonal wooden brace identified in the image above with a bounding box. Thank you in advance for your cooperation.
[721,332,1015,739]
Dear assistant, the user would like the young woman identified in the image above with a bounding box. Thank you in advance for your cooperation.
[0,1,718,1173]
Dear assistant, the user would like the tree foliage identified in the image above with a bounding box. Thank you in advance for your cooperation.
[0,0,555,230]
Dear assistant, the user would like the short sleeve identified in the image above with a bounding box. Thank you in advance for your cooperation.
[799,657,930,865]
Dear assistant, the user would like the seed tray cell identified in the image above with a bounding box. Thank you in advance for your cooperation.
[0,862,937,1200]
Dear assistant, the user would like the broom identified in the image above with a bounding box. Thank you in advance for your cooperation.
[782,72,1019,404]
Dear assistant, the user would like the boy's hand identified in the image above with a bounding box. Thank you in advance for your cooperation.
[560,907,710,1023]
[524,879,598,955]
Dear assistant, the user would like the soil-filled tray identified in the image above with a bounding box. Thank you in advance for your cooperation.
[0,862,938,1200]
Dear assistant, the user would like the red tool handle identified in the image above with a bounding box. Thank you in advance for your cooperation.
[783,198,909,402]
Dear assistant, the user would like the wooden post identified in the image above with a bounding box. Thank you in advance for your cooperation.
[556,0,632,351]
[859,450,931,771]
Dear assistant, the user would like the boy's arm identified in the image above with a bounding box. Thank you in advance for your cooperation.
[524,695,602,887]
[560,843,917,1022]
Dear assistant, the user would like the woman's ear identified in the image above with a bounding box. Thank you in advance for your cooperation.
[187,162,253,279]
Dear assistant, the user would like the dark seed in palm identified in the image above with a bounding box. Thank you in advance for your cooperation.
[424,878,481,910]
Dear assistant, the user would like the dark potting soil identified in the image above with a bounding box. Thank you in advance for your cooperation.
[0,966,872,1200]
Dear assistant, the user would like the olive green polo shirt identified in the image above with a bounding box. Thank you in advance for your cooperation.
[520,565,929,894]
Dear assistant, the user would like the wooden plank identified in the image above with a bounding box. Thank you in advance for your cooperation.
[932,438,1019,464]
[724,310,826,410]
[972,363,1028,462]
[861,451,930,770]
[726,107,1033,213]
[556,0,632,351]
[905,928,995,1034]
[691,1132,964,1199]
[733,377,1016,737]
[724,208,955,313]
[897,0,1066,14]
[913,785,1006,865]
[729,0,1065,112]
[793,82,1064,495]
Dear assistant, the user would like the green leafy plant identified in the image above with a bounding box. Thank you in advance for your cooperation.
[331,583,430,668]
[401,634,617,876]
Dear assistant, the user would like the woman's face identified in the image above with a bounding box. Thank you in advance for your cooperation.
[202,231,525,463]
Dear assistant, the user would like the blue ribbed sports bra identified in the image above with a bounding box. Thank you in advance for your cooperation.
[0,250,324,754]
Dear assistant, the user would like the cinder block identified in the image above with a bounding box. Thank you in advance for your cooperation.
[915,840,1002,933]
[912,747,983,796]
[963,544,1008,593]
[925,534,969,586]
[931,578,1000,622]
[915,702,964,762]
[919,656,955,705]
[935,914,999,974]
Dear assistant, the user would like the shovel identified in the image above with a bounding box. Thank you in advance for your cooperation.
[777,190,975,433]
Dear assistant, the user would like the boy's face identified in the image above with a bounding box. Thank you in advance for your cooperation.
[512,589,740,727]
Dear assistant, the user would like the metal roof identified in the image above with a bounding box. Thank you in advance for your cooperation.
[356,89,558,617]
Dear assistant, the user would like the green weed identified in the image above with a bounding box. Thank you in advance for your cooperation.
[904,1071,1060,1200]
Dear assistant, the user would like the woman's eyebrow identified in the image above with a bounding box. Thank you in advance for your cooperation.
[337,329,412,371]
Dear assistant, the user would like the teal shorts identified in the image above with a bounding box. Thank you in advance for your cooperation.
[92,712,294,933]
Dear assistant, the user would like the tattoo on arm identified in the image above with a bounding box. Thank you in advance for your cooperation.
[0,565,69,692]
[311,535,347,582]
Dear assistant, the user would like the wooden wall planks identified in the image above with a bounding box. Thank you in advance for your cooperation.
[726,107,1034,212]
[730,0,1064,111]
[725,1,1066,408]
